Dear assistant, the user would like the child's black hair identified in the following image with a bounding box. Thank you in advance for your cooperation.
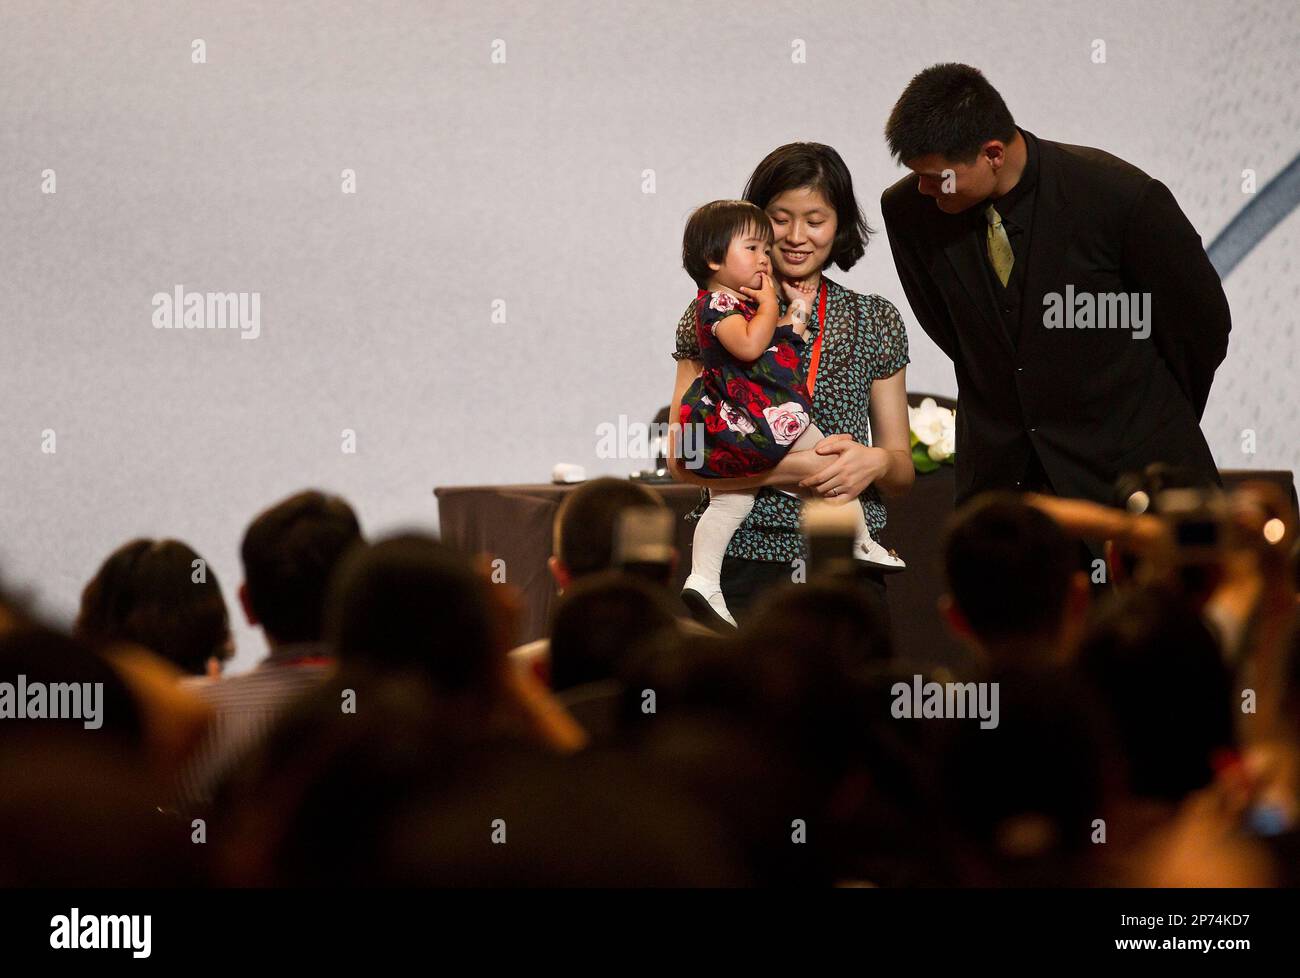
[682,199,773,290]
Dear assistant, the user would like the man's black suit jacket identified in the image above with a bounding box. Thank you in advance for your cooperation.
[881,131,1231,507]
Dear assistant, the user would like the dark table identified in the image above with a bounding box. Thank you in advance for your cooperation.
[435,471,966,667]
[434,470,1295,669]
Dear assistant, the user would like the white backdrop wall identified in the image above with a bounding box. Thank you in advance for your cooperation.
[2,0,1297,672]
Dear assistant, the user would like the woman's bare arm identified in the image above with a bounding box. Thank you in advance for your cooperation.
[866,367,915,499]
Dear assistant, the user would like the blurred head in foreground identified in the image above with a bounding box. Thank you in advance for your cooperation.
[941,492,1090,665]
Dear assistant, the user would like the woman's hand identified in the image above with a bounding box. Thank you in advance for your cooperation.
[779,277,817,321]
[777,285,809,336]
[798,434,890,503]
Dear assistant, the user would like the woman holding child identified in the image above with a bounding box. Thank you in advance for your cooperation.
[668,143,914,628]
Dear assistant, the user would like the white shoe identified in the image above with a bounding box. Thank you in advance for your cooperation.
[680,574,738,629]
[854,537,907,573]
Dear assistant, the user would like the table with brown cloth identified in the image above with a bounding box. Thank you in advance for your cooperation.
[434,482,711,651]
[434,470,1296,669]
[434,476,966,668]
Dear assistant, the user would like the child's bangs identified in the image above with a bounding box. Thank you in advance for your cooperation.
[740,217,774,245]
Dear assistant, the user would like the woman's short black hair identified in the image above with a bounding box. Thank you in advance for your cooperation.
[885,63,1017,164]
[743,142,872,272]
[682,199,773,290]
[76,538,231,675]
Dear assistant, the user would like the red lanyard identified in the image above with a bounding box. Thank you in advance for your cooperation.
[805,280,828,396]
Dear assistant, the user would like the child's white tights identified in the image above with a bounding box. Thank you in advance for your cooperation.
[682,423,880,626]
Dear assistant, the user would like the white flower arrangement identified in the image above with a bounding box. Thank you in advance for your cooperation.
[908,397,956,473]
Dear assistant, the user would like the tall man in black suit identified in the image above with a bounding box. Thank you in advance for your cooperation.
[881,64,1230,511]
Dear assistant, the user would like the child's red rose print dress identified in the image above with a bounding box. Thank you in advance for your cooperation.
[678,289,814,479]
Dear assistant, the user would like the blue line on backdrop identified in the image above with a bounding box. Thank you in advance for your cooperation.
[1207,153,1300,278]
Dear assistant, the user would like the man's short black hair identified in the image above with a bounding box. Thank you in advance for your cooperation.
[241,490,363,645]
[553,478,667,579]
[942,492,1076,643]
[885,63,1017,164]
[682,199,773,290]
[744,142,873,272]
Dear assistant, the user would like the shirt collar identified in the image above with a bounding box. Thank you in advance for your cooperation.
[261,640,332,667]
[977,127,1038,225]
